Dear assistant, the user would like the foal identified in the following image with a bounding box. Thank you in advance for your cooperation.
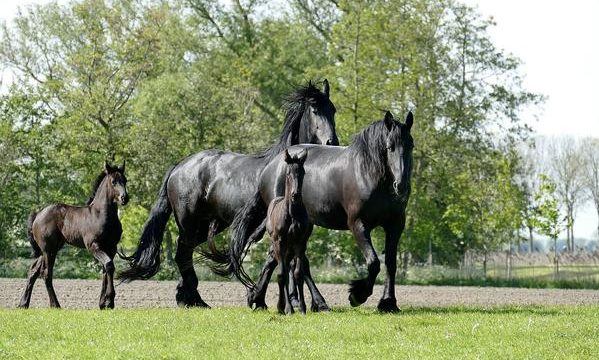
[266,149,310,314]
[18,162,128,309]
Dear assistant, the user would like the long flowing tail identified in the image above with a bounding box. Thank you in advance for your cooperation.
[118,165,175,282]
[199,190,267,288]
[27,211,41,258]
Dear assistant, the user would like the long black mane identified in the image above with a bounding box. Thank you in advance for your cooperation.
[86,171,107,206]
[347,119,399,180]
[255,82,328,161]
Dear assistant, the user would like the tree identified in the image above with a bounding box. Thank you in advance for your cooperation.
[534,175,563,277]
[581,138,599,239]
[547,137,588,252]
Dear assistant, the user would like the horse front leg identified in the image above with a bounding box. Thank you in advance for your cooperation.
[348,219,379,307]
[90,243,115,309]
[99,269,108,308]
[378,218,405,313]
[293,257,306,314]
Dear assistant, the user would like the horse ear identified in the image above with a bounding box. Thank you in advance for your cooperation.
[119,159,126,173]
[283,149,292,163]
[296,149,307,164]
[323,79,330,97]
[384,111,394,130]
[405,111,414,130]
[104,161,112,174]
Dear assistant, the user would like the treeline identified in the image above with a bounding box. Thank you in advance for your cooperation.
[519,137,599,253]
[0,0,546,269]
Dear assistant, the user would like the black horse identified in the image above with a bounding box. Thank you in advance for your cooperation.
[214,111,413,312]
[19,162,128,309]
[119,81,338,308]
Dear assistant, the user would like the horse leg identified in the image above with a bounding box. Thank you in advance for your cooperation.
[247,246,277,310]
[276,241,293,315]
[42,252,61,308]
[18,256,43,308]
[99,269,107,308]
[300,254,330,312]
[348,219,379,307]
[293,257,306,314]
[90,243,115,309]
[175,237,209,308]
[378,220,404,313]
[288,258,299,307]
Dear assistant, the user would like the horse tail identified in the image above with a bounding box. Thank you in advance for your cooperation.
[27,211,41,258]
[117,165,175,282]
[200,190,267,288]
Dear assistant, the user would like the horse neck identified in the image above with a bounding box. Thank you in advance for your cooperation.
[89,179,117,214]
[262,106,306,162]
[348,147,387,191]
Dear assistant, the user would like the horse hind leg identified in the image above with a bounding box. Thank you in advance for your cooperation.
[18,256,43,308]
[247,246,277,310]
[174,227,211,308]
[299,254,330,312]
[42,252,61,308]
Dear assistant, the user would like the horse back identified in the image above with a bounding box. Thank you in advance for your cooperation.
[169,149,269,224]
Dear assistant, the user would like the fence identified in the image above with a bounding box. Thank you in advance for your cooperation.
[401,251,599,285]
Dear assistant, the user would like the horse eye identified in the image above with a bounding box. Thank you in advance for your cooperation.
[111,179,117,185]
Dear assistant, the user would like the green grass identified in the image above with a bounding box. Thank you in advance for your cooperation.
[1,306,598,359]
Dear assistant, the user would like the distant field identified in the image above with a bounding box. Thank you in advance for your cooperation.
[1,306,598,359]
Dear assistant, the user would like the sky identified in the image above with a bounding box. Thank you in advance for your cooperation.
[461,0,599,239]
[1,0,598,239]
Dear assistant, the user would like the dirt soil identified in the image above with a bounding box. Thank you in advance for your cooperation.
[2,278,599,309]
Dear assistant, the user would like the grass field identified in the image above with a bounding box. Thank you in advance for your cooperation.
[1,306,598,359]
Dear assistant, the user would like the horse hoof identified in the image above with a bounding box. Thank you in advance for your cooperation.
[377,298,400,313]
[348,278,370,307]
[311,303,331,312]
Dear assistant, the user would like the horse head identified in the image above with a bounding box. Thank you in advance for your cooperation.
[383,111,414,197]
[104,161,129,206]
[298,79,338,146]
[283,149,307,204]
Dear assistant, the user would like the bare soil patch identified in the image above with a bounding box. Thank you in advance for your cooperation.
[2,278,599,309]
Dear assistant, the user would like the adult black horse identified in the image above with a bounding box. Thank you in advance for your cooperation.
[118,80,338,308]
[212,111,413,312]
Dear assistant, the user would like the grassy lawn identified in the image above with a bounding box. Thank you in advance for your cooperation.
[1,306,598,359]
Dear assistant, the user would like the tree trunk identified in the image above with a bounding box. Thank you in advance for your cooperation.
[528,226,534,253]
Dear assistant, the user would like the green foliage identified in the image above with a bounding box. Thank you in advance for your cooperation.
[0,0,541,272]
[1,306,598,359]
[534,175,563,243]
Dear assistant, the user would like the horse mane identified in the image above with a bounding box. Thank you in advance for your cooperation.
[348,119,398,180]
[86,171,107,206]
[255,82,326,160]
